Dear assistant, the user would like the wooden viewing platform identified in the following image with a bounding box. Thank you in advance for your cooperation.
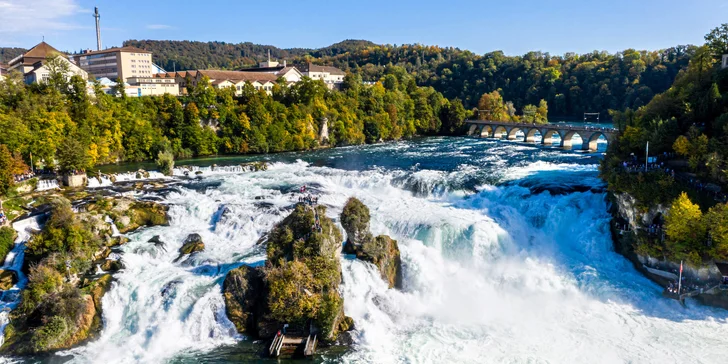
[269,331,317,358]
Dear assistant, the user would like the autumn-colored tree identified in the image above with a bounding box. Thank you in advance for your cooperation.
[477,91,509,121]
[665,192,706,264]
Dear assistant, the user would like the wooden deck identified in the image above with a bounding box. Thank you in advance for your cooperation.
[269,332,317,358]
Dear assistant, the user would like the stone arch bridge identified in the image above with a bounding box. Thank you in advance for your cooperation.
[465,120,618,152]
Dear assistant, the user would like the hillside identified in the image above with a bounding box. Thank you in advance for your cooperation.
[5,38,694,119]
[122,39,694,118]
[0,47,26,64]
[121,39,375,72]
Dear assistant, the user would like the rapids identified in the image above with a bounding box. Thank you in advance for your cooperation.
[11,136,728,363]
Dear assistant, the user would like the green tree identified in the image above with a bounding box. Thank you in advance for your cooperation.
[56,137,90,173]
[705,23,728,57]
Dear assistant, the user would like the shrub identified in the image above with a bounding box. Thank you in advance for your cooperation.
[0,227,16,263]
[155,151,175,176]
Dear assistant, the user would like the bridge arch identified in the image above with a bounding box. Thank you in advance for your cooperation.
[525,128,542,143]
[587,132,608,152]
[494,125,508,139]
[541,129,562,146]
[561,130,584,149]
[467,124,479,136]
[507,127,525,141]
[479,125,493,138]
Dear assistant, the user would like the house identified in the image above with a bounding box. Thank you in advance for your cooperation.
[7,42,88,84]
[159,70,285,96]
[722,54,728,70]
[299,63,345,90]
[73,46,154,82]
[238,53,304,83]
[0,64,6,81]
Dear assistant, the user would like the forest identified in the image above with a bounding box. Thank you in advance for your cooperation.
[4,38,697,120]
[0,62,467,193]
[601,24,728,264]
[113,39,696,119]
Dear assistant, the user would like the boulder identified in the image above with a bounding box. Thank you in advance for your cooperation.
[85,197,169,234]
[356,235,403,289]
[0,270,18,290]
[175,233,205,262]
[222,265,265,335]
[340,198,403,289]
[100,259,124,273]
[148,235,166,249]
[341,197,372,249]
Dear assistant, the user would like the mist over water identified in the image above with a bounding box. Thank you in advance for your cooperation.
[43,137,727,363]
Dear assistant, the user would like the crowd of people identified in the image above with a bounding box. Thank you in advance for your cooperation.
[620,153,728,203]
[296,185,322,233]
[0,210,7,225]
[14,171,35,183]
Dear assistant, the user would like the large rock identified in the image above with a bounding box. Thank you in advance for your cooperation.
[222,265,265,335]
[341,197,372,249]
[86,197,169,234]
[340,198,403,289]
[179,233,205,255]
[357,235,403,289]
[224,204,351,342]
[0,270,18,290]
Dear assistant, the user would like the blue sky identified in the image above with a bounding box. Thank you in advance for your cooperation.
[0,0,725,56]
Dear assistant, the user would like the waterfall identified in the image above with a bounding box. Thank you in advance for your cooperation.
[0,216,42,346]
[11,137,726,363]
[36,179,60,191]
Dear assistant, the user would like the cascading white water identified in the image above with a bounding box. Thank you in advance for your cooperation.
[25,137,726,363]
[0,216,42,346]
[88,176,113,188]
[35,179,59,192]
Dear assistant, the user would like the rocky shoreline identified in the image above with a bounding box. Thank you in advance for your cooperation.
[0,189,169,355]
[607,192,728,310]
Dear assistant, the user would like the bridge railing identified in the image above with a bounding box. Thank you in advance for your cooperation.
[465,120,618,133]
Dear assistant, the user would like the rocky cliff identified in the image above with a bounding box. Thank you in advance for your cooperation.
[608,192,728,309]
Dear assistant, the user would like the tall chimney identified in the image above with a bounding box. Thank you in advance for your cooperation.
[94,7,102,51]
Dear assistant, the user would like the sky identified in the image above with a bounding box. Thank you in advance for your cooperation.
[0,0,725,56]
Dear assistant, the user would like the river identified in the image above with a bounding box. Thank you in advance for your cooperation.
[24,135,728,363]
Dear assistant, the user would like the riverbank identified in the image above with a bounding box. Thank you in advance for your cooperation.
[607,191,728,310]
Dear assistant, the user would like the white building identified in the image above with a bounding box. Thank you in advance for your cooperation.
[7,42,88,84]
[159,69,299,96]
[300,63,345,90]
[237,53,304,84]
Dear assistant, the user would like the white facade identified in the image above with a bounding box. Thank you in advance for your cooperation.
[23,57,88,84]
[302,64,345,90]
[126,76,180,96]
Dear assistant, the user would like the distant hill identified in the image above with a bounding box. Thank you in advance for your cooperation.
[0,47,27,64]
[121,39,375,72]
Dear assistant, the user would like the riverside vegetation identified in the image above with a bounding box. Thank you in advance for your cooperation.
[602,24,728,267]
[0,59,469,176]
[0,195,168,355]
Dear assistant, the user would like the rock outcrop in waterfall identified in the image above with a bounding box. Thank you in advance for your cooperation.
[223,203,352,342]
[340,197,403,289]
